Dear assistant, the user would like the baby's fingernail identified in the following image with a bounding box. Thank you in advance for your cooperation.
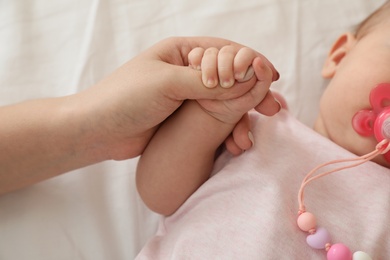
[221,79,234,88]
[248,131,255,146]
[206,78,217,88]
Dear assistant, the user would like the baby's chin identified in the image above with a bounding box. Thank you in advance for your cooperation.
[312,116,390,168]
[336,134,390,168]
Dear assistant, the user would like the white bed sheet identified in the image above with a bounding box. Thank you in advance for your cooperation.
[0,1,386,259]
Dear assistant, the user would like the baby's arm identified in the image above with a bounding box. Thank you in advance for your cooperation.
[189,46,256,155]
[137,100,237,216]
[136,46,277,216]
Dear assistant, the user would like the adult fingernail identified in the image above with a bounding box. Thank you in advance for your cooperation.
[275,98,282,112]
[273,71,280,81]
[241,66,255,82]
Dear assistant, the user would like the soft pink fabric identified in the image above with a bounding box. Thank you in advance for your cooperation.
[136,111,390,259]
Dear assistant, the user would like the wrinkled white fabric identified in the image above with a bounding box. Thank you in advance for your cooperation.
[0,1,386,259]
[137,111,390,259]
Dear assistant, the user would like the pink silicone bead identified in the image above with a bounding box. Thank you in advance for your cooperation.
[327,243,352,260]
[297,212,316,232]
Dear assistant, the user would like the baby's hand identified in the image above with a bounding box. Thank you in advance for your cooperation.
[188,46,280,154]
[188,46,280,122]
[188,46,256,88]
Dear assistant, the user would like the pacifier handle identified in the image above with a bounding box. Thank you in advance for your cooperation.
[370,83,390,113]
[352,110,376,137]
[352,83,390,141]
[374,109,390,140]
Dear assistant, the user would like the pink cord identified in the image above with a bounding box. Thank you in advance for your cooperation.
[298,139,390,213]
[296,139,389,259]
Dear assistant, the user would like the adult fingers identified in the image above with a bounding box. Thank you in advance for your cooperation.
[147,37,280,102]
[232,114,253,151]
[251,57,281,116]
[222,56,274,113]
[149,37,280,82]
[225,114,253,155]
[254,91,281,116]
[224,135,244,156]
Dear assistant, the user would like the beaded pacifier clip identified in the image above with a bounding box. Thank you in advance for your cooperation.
[296,83,390,260]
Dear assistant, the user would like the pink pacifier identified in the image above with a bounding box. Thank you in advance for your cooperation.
[352,83,390,162]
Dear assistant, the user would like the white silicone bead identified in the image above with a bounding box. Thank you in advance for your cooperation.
[352,251,372,260]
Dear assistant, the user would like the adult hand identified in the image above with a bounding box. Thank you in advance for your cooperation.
[80,37,280,160]
[0,37,279,194]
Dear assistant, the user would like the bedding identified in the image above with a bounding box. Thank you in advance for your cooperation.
[136,111,390,259]
[0,1,386,259]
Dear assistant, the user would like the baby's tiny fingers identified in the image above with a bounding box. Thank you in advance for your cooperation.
[217,46,236,88]
[201,47,219,88]
[234,47,257,81]
[188,47,204,70]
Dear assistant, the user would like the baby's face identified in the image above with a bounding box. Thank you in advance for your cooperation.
[314,22,390,167]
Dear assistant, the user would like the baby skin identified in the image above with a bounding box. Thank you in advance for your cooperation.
[136,46,280,215]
